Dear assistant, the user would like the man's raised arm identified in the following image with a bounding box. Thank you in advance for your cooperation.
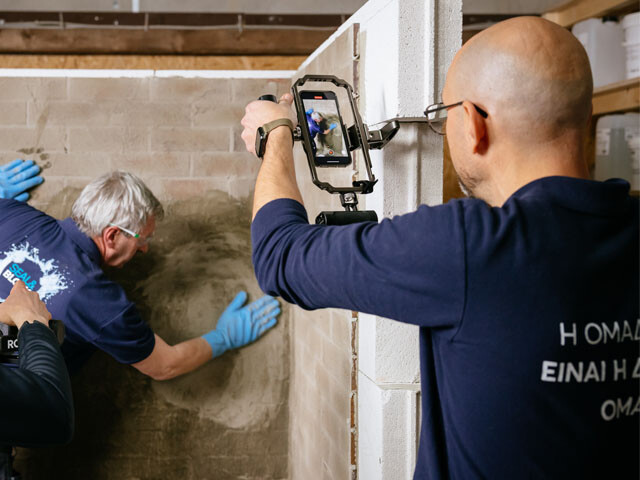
[240,93,303,219]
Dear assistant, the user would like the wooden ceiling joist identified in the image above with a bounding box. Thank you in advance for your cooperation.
[0,12,345,55]
[0,54,306,70]
[0,11,347,28]
[0,28,333,55]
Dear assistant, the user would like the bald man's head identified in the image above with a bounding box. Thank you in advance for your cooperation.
[445,17,592,144]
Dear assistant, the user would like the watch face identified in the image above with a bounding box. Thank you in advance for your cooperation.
[255,126,267,157]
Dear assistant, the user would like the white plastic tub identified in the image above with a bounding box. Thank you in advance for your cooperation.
[623,113,640,190]
[594,114,632,182]
[622,12,640,79]
[572,17,626,87]
[595,114,638,186]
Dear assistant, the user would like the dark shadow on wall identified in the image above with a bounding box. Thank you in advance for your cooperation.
[14,191,290,480]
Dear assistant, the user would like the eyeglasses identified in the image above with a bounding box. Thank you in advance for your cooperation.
[424,101,489,135]
[109,223,152,247]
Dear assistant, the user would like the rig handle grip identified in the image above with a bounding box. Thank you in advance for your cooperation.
[315,210,378,226]
[258,94,278,103]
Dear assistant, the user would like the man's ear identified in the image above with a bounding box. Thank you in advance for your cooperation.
[103,225,120,249]
[462,100,488,155]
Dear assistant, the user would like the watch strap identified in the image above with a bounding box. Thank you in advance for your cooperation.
[262,118,294,135]
[256,118,294,158]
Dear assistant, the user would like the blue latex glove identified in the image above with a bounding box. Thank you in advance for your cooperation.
[305,108,314,115]
[202,292,280,358]
[329,123,338,131]
[0,159,43,202]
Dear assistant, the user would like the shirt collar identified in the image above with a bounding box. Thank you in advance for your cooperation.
[58,218,101,265]
[509,176,632,216]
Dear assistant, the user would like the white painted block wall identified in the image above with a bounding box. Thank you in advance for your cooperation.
[305,0,461,477]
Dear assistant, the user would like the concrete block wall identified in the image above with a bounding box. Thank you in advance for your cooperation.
[287,28,359,480]
[2,70,294,480]
[0,72,291,214]
[299,0,461,477]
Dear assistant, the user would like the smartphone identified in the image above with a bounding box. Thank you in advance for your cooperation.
[300,90,351,167]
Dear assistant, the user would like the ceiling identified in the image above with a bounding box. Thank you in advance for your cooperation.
[0,1,567,57]
[0,0,367,14]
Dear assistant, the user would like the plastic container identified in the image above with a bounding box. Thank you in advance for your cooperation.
[623,113,640,190]
[622,12,640,79]
[572,17,626,87]
[595,114,637,186]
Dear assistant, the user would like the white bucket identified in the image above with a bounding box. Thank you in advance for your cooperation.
[572,18,626,87]
[622,12,640,79]
[623,113,640,190]
[595,114,634,184]
[623,42,640,79]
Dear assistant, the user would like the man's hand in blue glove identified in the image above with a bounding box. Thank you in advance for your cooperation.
[322,123,339,135]
[202,292,280,358]
[0,159,43,201]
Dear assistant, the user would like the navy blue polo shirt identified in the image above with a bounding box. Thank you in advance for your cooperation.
[251,176,639,479]
[0,199,155,374]
[306,112,324,139]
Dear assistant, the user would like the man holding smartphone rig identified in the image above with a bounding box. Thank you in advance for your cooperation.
[240,16,639,480]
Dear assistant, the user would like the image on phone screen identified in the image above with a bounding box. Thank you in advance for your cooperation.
[300,91,351,167]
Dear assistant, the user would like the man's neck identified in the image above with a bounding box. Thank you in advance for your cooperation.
[483,141,589,207]
[91,236,106,263]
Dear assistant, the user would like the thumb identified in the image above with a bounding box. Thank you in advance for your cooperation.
[13,192,29,202]
[279,93,294,106]
[223,291,247,315]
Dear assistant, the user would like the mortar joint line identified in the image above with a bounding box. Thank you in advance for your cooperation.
[358,369,421,391]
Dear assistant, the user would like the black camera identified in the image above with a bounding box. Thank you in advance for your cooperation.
[0,320,65,367]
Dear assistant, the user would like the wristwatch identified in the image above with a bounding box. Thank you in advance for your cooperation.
[255,118,294,158]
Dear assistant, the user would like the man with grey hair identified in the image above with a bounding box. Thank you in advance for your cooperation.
[0,170,280,379]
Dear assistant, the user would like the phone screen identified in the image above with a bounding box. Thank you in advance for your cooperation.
[300,91,351,167]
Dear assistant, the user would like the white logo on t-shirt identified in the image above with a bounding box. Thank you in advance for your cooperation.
[0,242,70,303]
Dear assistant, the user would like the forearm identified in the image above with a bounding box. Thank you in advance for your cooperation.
[135,292,280,380]
[133,334,212,381]
[163,337,212,379]
[0,322,74,447]
[252,128,303,220]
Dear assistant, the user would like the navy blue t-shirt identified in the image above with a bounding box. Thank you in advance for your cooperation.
[251,176,640,479]
[306,112,324,139]
[0,199,155,374]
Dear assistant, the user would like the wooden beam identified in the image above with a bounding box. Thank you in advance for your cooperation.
[543,0,638,27]
[0,11,347,28]
[592,77,640,116]
[0,27,335,55]
[0,54,306,70]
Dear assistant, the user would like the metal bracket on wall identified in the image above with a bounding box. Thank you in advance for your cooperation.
[357,116,431,150]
